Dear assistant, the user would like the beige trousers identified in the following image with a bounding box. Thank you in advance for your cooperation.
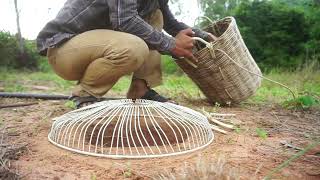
[47,10,164,97]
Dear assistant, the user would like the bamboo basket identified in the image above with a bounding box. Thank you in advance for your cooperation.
[175,16,262,105]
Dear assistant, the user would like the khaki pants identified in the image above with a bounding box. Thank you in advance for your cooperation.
[47,10,164,97]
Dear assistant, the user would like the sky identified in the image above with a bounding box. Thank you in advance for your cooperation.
[0,0,201,40]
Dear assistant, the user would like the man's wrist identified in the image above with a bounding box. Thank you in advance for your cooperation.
[160,36,176,55]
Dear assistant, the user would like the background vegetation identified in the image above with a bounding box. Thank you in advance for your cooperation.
[199,0,320,71]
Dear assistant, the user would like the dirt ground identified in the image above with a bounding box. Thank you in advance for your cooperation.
[0,97,319,180]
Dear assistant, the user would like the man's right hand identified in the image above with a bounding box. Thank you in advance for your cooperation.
[170,28,197,61]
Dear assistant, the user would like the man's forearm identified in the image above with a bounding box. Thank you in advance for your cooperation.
[117,15,175,54]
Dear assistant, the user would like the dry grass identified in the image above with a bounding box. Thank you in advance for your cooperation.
[156,156,247,180]
[0,127,27,180]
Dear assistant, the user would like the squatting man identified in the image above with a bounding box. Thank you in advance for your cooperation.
[37,0,215,108]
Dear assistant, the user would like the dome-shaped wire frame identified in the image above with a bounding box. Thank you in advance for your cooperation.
[48,99,214,159]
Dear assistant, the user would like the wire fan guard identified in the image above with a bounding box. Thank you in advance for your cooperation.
[48,99,214,159]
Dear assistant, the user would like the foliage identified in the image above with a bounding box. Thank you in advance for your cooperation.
[248,62,320,105]
[64,100,77,109]
[200,0,320,70]
[161,55,183,75]
[0,31,40,70]
[0,31,19,68]
[283,95,319,109]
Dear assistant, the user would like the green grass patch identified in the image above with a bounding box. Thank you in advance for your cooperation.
[0,62,319,108]
[247,64,320,105]
[256,128,268,139]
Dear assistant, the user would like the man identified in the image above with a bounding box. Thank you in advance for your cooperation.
[37,0,214,107]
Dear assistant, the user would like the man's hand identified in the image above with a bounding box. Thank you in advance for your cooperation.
[170,28,197,61]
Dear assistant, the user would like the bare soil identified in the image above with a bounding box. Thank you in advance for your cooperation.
[0,97,319,180]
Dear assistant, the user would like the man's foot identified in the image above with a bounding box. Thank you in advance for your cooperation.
[140,89,170,102]
[127,78,174,103]
[69,96,103,109]
[127,78,149,100]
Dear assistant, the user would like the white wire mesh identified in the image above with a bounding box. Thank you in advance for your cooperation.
[48,99,214,159]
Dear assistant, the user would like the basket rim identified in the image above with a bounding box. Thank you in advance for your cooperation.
[206,16,236,42]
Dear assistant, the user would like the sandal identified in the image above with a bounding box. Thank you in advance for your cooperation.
[141,89,172,103]
[69,96,104,109]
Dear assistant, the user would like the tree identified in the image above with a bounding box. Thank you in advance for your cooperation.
[14,0,24,54]
[199,0,250,20]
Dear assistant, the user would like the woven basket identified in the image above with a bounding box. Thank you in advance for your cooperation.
[175,16,262,104]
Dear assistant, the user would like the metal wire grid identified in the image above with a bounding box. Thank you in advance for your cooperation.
[48,99,214,159]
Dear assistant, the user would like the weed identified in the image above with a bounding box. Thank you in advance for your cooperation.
[64,101,76,109]
[90,173,97,180]
[283,95,319,109]
[256,128,268,139]
[234,126,242,134]
[226,138,236,144]
[123,163,132,178]
[4,84,26,92]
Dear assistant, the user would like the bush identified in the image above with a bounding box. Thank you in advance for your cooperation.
[0,31,19,68]
[201,0,320,71]
[0,31,41,70]
[234,1,309,71]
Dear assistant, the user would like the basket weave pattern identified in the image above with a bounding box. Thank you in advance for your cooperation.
[176,17,262,104]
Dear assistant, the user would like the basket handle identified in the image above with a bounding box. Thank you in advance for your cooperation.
[191,37,296,99]
[175,37,211,69]
[194,16,221,37]
[194,16,214,27]
[192,37,217,59]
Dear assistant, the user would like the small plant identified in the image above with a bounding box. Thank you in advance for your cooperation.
[283,95,319,110]
[234,126,242,134]
[123,163,132,178]
[64,100,76,109]
[4,84,26,92]
[90,173,97,180]
[256,128,268,139]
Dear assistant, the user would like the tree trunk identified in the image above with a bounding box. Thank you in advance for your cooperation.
[14,0,24,54]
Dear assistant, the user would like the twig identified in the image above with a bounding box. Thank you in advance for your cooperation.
[202,109,234,129]
[280,140,303,151]
[0,102,38,109]
[208,117,234,129]
[210,125,227,134]
[254,163,263,176]
[210,113,236,117]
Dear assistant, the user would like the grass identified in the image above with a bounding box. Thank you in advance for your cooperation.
[0,62,319,107]
[264,140,320,180]
[246,63,320,106]
[157,156,241,180]
[255,128,268,139]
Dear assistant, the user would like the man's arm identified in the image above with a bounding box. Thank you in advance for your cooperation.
[107,0,175,54]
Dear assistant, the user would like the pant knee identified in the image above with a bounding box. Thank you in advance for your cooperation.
[108,36,149,70]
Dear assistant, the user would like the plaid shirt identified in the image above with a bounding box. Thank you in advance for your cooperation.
[37,0,208,56]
